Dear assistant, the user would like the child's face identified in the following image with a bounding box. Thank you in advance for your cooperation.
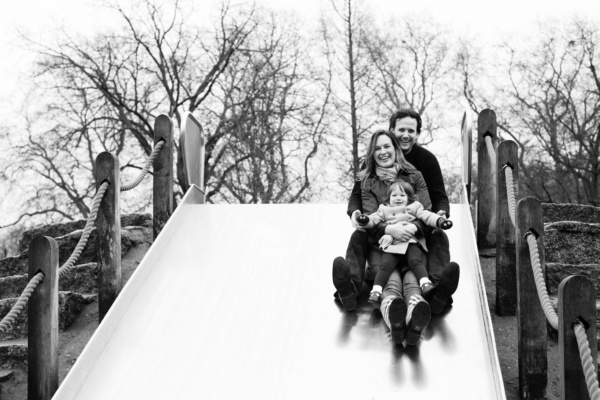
[390,187,408,206]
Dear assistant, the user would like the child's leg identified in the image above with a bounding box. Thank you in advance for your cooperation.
[406,243,429,284]
[373,253,402,290]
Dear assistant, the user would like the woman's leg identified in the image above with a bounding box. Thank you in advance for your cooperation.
[380,268,406,344]
[402,270,431,346]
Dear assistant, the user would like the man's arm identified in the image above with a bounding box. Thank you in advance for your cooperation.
[421,151,450,218]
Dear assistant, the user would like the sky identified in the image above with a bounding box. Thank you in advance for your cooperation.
[2,0,599,116]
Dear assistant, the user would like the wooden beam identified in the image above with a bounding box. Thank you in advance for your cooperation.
[153,115,173,240]
[477,109,497,250]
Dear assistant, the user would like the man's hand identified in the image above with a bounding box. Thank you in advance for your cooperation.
[437,210,447,217]
[385,223,417,241]
[351,210,364,231]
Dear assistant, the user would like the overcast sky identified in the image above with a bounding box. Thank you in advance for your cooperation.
[1,0,599,115]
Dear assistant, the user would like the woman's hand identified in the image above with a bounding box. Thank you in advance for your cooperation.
[351,210,364,231]
[385,223,416,241]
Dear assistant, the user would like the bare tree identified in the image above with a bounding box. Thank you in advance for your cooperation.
[461,19,600,205]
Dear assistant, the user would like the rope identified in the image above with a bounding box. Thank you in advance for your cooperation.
[573,322,600,400]
[503,165,517,227]
[525,232,559,330]
[484,135,496,177]
[121,140,165,192]
[0,272,44,333]
[59,182,109,277]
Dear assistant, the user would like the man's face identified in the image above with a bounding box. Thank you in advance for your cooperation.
[392,117,419,154]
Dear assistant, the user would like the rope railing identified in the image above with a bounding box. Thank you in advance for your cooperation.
[0,140,166,335]
[524,232,559,330]
[0,271,44,333]
[121,140,165,192]
[480,118,600,398]
[574,322,600,400]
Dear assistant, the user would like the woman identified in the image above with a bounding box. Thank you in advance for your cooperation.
[333,129,431,345]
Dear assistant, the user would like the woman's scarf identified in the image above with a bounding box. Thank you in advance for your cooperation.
[375,163,399,183]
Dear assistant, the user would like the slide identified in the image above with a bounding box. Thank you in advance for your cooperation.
[52,185,505,399]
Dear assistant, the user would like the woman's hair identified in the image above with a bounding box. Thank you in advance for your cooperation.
[358,129,416,183]
[388,180,417,204]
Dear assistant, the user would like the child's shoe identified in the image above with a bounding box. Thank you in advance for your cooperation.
[387,297,407,344]
[430,262,460,314]
[405,295,431,346]
[368,290,381,304]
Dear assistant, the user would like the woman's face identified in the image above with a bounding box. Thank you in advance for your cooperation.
[374,134,396,168]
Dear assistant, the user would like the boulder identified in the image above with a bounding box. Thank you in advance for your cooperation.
[0,344,27,370]
[0,292,94,341]
[1,227,148,278]
[543,203,600,224]
[19,213,152,252]
[546,263,600,296]
[544,222,600,264]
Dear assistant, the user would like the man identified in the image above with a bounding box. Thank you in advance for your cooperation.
[333,108,459,314]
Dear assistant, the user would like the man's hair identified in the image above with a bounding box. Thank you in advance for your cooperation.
[388,180,417,204]
[388,109,422,134]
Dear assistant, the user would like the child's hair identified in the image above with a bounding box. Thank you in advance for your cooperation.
[388,180,417,204]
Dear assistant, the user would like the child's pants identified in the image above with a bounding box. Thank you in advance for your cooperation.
[374,243,428,288]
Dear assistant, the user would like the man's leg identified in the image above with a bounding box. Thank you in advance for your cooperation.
[425,229,459,314]
[332,230,369,311]
[380,268,406,344]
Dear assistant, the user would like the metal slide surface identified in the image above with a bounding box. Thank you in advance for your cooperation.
[53,186,505,399]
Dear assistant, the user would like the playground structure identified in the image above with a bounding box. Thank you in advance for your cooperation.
[0,109,598,399]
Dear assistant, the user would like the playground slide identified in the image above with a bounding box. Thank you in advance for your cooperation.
[52,185,505,399]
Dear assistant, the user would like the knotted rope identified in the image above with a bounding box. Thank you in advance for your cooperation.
[502,165,517,227]
[573,322,600,400]
[121,140,165,192]
[0,272,44,333]
[484,135,497,177]
[525,232,559,330]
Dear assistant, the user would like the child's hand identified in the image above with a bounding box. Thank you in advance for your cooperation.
[379,234,393,249]
[437,217,453,230]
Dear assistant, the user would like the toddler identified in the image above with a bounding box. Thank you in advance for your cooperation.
[357,181,452,303]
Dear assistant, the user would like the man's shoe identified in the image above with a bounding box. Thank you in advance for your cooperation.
[430,262,460,314]
[405,295,431,345]
[332,257,357,311]
[388,297,407,344]
[421,282,436,301]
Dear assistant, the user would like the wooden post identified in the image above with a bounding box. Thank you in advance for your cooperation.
[153,114,173,240]
[461,110,473,203]
[558,275,597,400]
[496,140,518,316]
[516,197,547,399]
[28,236,58,400]
[96,152,121,322]
[477,109,497,250]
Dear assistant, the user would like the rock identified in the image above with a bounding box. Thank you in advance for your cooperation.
[0,368,15,382]
[0,344,27,370]
[0,292,94,341]
[544,222,600,264]
[546,263,600,295]
[19,213,152,252]
[543,203,600,224]
[1,227,148,278]
[0,275,29,299]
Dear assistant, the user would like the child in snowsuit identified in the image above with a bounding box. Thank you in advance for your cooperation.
[357,180,452,303]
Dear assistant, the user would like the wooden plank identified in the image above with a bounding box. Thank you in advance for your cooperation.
[153,115,174,240]
[559,275,597,400]
[96,152,121,322]
[516,197,547,399]
[496,140,518,316]
[477,109,497,249]
[461,109,473,202]
[180,112,206,196]
[28,236,59,400]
